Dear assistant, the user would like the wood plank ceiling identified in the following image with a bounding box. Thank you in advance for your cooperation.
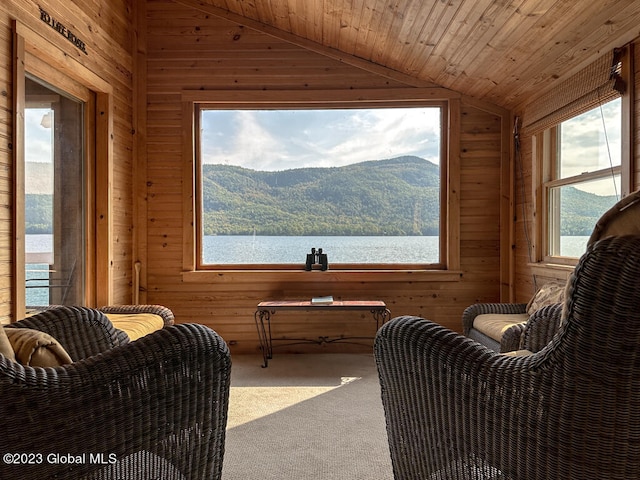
[174,0,640,110]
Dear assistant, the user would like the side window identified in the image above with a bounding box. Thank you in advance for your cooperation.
[13,23,114,320]
[544,98,622,259]
[529,47,631,265]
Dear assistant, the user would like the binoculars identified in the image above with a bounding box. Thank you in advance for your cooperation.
[305,247,329,271]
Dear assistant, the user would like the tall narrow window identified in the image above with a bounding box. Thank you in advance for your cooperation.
[24,77,85,308]
[546,98,622,257]
[545,99,621,258]
[528,47,630,265]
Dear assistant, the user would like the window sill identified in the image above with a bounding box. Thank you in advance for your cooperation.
[527,262,575,279]
[182,269,463,284]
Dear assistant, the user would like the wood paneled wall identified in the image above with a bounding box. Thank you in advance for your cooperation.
[0,0,135,321]
[0,0,636,352]
[142,0,510,354]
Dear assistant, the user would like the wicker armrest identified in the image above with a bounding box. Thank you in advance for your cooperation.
[500,322,527,352]
[98,304,175,327]
[6,306,128,361]
[376,316,535,478]
[461,302,527,335]
[375,315,552,479]
[521,302,564,352]
[0,323,231,480]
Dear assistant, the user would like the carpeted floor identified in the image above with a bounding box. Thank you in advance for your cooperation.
[222,353,394,480]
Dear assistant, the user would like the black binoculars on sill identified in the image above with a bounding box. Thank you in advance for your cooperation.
[305,247,329,271]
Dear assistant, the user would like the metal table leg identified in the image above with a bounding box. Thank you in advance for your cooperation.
[372,307,391,329]
[254,309,273,367]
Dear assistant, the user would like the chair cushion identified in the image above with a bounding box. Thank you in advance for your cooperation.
[502,349,534,357]
[526,281,566,315]
[0,325,16,362]
[4,328,72,367]
[473,313,529,341]
[589,192,640,244]
[105,313,165,341]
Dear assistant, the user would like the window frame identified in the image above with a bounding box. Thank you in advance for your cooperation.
[182,89,461,278]
[23,75,90,308]
[12,21,114,319]
[532,49,633,267]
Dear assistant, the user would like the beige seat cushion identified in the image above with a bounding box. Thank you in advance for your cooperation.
[502,349,534,357]
[4,328,72,367]
[589,193,640,243]
[0,325,16,362]
[473,313,529,342]
[105,313,165,341]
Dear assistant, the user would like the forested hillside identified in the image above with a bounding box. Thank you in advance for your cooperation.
[556,187,618,235]
[201,156,441,236]
[25,157,618,236]
[25,194,52,234]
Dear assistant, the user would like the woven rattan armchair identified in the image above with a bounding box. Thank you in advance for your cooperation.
[465,190,640,355]
[461,302,528,352]
[462,299,567,353]
[97,303,175,327]
[515,189,640,354]
[375,235,640,480]
[0,306,231,480]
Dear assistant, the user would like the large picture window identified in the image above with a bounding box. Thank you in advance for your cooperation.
[194,101,448,270]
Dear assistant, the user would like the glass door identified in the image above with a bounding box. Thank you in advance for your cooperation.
[24,76,86,309]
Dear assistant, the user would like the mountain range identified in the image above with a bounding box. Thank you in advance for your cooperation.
[25,157,618,236]
[201,156,440,236]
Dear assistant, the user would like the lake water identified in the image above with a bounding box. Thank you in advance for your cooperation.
[201,235,591,264]
[25,234,592,266]
[202,235,441,264]
[24,234,590,304]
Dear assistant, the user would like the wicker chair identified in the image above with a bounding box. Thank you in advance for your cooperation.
[465,190,640,354]
[97,303,175,327]
[516,189,640,353]
[0,306,231,480]
[461,291,565,353]
[375,235,640,480]
[27,303,176,341]
[461,302,528,352]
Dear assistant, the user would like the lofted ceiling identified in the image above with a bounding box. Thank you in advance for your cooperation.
[176,0,640,111]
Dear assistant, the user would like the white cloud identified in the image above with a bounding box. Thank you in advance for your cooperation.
[559,100,621,179]
[25,108,53,165]
[201,107,441,171]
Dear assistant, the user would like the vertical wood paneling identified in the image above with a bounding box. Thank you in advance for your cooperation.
[143,0,508,354]
[0,0,636,343]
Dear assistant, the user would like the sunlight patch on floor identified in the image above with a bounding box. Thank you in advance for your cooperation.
[227,377,362,429]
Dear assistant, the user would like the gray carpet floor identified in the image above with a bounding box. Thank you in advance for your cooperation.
[222,353,394,480]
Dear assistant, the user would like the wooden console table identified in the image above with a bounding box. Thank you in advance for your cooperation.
[254,300,390,367]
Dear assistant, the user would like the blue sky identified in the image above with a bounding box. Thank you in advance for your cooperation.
[200,107,442,171]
